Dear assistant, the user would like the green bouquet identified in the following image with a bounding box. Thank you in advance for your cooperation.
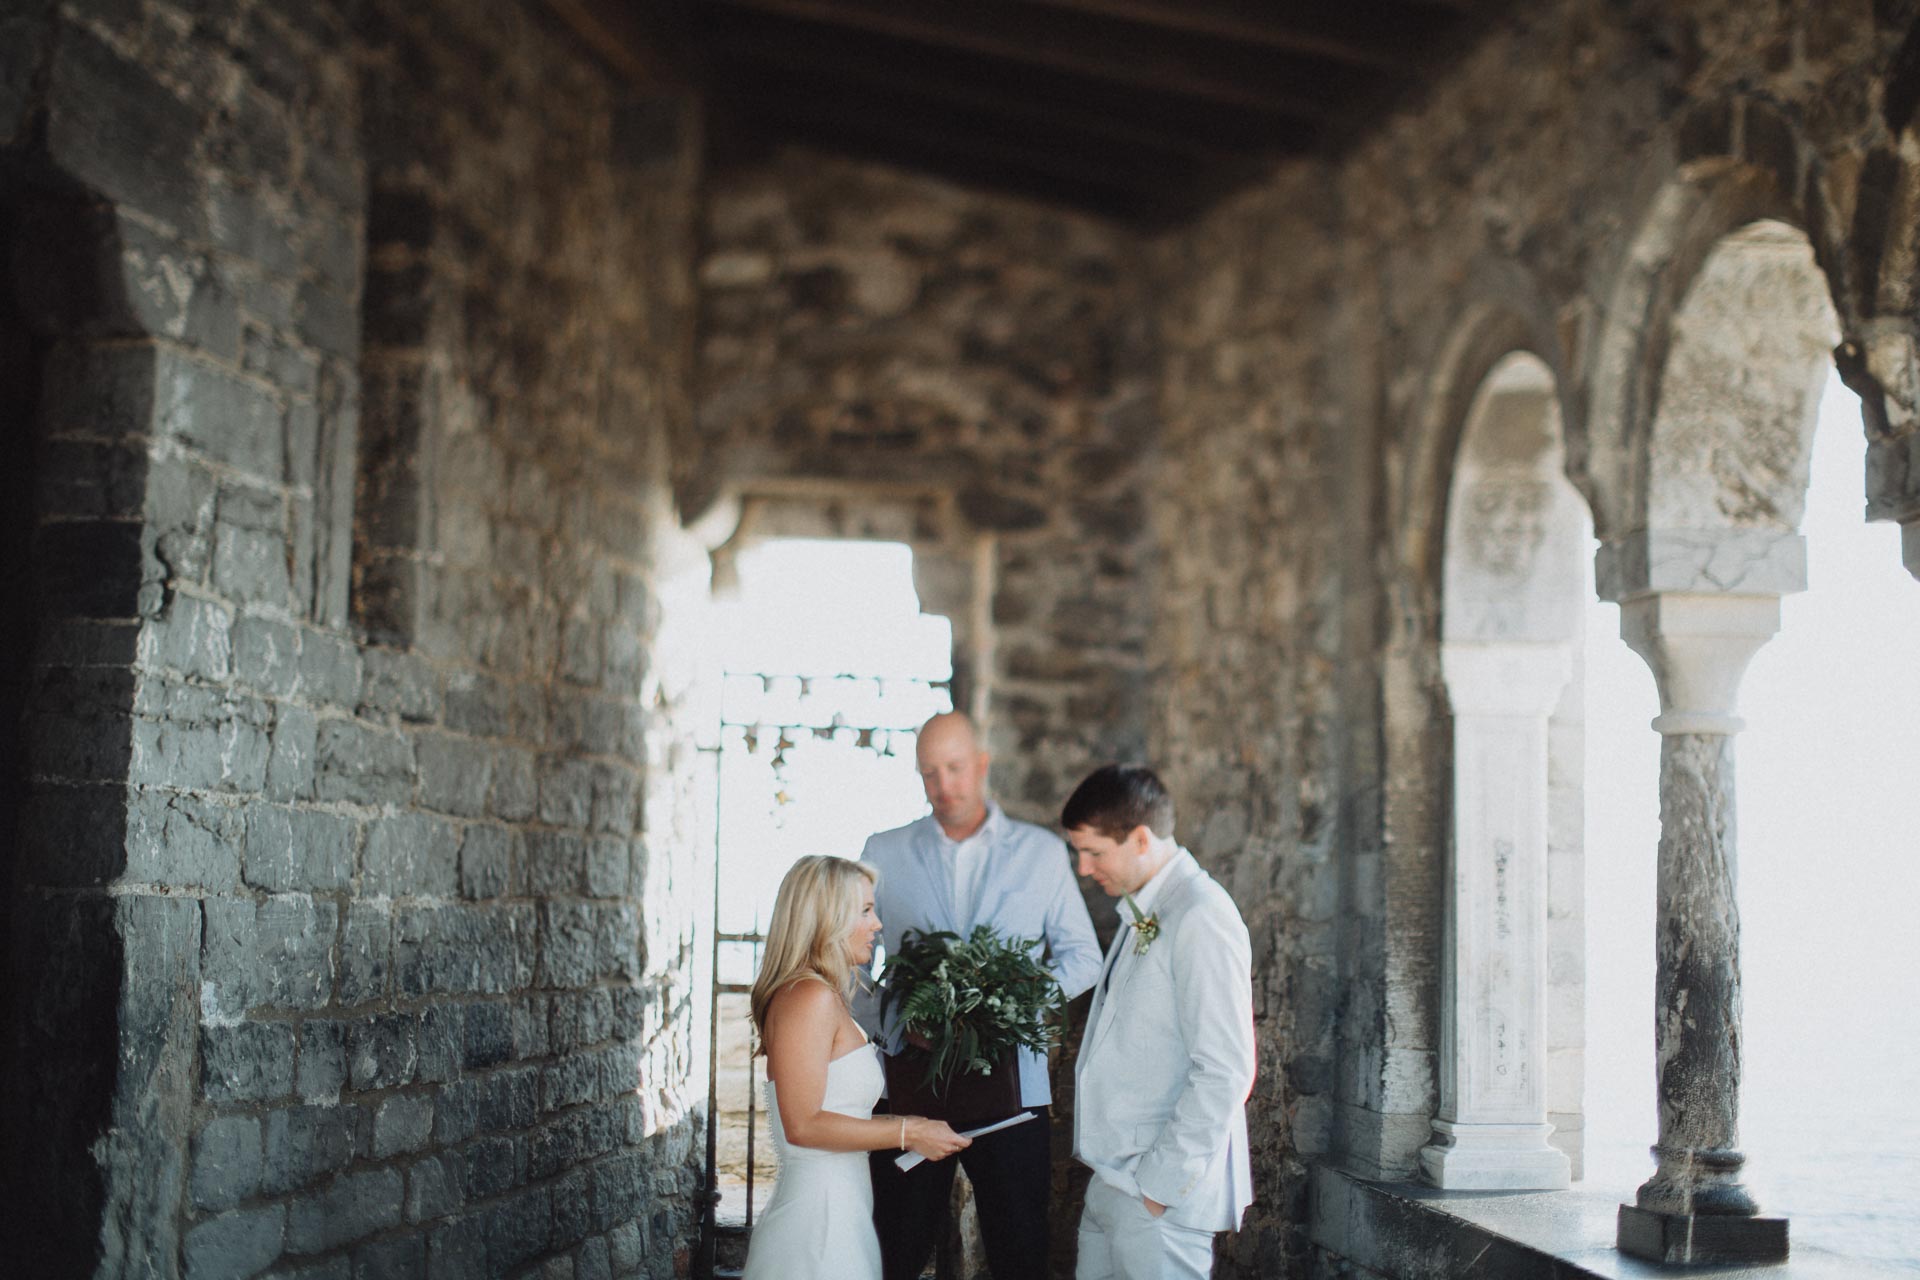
[881,925,1065,1094]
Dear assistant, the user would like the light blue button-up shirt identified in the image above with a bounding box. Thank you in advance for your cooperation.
[853,803,1103,1107]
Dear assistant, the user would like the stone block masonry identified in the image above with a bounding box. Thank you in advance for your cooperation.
[4,0,705,1276]
[10,0,1919,1277]
[1149,1,1920,1274]
[693,156,1162,1278]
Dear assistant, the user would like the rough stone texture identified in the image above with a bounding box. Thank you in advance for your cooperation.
[9,0,1920,1277]
[4,1,705,1276]
[1636,732,1753,1216]
[693,153,1159,823]
[693,156,1162,1272]
[1147,1,1919,1274]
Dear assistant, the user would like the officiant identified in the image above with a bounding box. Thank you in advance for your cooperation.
[854,711,1103,1280]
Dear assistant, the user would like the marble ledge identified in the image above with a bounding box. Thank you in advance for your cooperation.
[1309,1164,1908,1279]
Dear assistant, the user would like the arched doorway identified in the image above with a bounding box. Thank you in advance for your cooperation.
[1593,214,1840,1262]
[1421,352,1592,1189]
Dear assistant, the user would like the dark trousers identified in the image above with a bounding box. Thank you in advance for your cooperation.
[870,1103,1052,1280]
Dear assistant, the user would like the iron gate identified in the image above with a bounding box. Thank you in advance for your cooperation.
[698,670,951,1268]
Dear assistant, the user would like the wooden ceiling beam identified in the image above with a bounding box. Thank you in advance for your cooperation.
[762,118,1162,222]
[715,54,1267,163]
[704,18,1318,160]
[743,86,1199,195]
[704,0,1353,118]
[1016,0,1447,69]
[543,0,695,87]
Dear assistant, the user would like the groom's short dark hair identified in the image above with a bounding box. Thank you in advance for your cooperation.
[1061,764,1175,840]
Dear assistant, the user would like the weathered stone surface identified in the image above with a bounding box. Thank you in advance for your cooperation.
[191,1113,266,1212]
[285,1167,403,1255]
[263,1103,362,1196]
[123,790,240,889]
[245,805,355,892]
[16,1,1905,1277]
[296,1019,352,1102]
[13,1,716,1272]
[202,1021,297,1105]
[183,1204,286,1280]
[363,811,460,897]
[44,24,205,238]
[314,718,413,806]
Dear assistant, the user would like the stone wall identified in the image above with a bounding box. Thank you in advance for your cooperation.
[1145,0,1920,1275]
[11,0,1920,1276]
[692,151,1162,1276]
[692,152,1158,827]
[3,2,707,1276]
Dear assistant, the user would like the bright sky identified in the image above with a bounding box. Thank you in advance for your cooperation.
[707,540,951,976]
[1583,371,1920,1257]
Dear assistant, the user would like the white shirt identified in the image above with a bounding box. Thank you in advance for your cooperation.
[855,805,1103,1107]
[936,803,1000,925]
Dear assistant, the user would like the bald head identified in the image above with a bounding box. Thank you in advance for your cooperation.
[917,711,981,756]
[916,712,991,839]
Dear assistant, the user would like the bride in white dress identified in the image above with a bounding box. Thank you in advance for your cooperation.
[743,856,970,1280]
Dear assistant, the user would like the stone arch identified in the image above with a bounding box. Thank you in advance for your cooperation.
[1586,186,1846,1255]
[1847,63,1920,577]
[1417,350,1592,1190]
[1397,297,1572,591]
[1367,295,1574,1189]
[1596,214,1840,603]
[1371,290,1573,1183]
[1584,159,1825,552]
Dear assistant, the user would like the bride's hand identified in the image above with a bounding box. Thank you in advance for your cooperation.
[903,1118,970,1161]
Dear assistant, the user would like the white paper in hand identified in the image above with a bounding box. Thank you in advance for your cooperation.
[894,1110,1038,1172]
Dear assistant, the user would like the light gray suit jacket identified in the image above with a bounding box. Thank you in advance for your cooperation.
[1074,848,1256,1232]
[852,806,1102,1107]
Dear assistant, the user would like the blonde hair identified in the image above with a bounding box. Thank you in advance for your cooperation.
[749,855,879,1047]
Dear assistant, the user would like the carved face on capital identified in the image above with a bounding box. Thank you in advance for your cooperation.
[1461,474,1550,579]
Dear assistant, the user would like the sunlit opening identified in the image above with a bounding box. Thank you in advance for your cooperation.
[705,538,954,1227]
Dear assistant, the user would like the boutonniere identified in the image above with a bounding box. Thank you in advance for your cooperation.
[1123,894,1160,955]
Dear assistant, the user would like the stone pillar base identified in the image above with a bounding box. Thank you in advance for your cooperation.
[1419,1121,1571,1190]
[1617,1205,1789,1265]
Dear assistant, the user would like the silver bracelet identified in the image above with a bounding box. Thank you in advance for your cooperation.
[899,1116,907,1150]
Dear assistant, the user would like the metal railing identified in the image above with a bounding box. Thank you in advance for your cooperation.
[697,670,951,1274]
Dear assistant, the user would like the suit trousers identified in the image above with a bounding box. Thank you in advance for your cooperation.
[869,1103,1051,1280]
[1074,1179,1215,1280]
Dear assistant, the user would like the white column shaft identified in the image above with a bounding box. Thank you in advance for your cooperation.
[1422,642,1572,1190]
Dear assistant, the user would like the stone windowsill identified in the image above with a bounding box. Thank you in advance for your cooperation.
[1308,1164,1906,1279]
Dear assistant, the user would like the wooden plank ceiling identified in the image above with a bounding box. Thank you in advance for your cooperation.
[555,0,1507,227]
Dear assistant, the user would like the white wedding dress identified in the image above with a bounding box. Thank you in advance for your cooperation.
[741,1035,886,1280]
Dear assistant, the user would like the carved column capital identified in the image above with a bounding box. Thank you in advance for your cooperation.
[1618,593,1781,736]
[1441,641,1572,718]
[1595,528,1806,604]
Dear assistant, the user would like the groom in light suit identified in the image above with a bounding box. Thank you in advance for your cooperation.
[855,712,1103,1280]
[1063,765,1255,1280]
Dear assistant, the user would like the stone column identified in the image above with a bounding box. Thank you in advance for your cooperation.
[1420,642,1573,1190]
[1614,592,1790,1265]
